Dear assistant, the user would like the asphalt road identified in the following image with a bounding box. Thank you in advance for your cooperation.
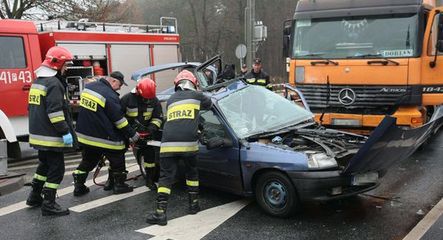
[0,131,442,240]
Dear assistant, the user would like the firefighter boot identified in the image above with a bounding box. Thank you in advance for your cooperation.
[145,167,157,191]
[113,171,133,194]
[103,168,114,191]
[73,172,90,197]
[146,199,168,226]
[188,191,200,214]
[26,179,45,207]
[41,188,70,216]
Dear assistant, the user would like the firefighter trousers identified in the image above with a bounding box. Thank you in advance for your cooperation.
[76,146,126,173]
[157,155,199,199]
[142,145,159,180]
[34,150,65,189]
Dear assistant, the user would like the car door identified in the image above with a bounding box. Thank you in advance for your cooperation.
[197,109,244,195]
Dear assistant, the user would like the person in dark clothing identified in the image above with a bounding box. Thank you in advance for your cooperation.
[244,58,272,90]
[72,71,140,196]
[145,70,212,226]
[120,77,163,190]
[220,64,236,80]
[26,46,76,216]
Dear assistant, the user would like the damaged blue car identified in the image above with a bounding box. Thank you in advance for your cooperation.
[132,56,439,217]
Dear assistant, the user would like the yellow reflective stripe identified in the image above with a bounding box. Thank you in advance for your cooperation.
[150,118,162,128]
[246,78,255,83]
[116,119,129,129]
[29,137,66,147]
[74,170,87,174]
[143,111,153,117]
[257,79,266,84]
[167,104,200,121]
[160,145,199,153]
[157,187,171,194]
[44,182,59,189]
[186,180,199,187]
[78,137,125,150]
[29,88,47,97]
[49,116,65,123]
[34,174,47,181]
[144,162,156,168]
[81,92,105,108]
[126,112,138,117]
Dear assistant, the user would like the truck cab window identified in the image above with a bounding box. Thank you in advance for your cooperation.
[428,13,443,55]
[0,37,26,69]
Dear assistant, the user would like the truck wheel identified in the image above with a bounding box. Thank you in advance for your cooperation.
[255,171,298,217]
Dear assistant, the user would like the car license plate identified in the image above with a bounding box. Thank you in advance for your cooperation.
[352,172,379,186]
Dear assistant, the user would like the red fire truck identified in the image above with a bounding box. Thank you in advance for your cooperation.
[0,18,180,158]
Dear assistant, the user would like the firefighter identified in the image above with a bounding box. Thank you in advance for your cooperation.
[244,58,272,90]
[146,70,212,226]
[25,46,76,216]
[119,77,163,190]
[72,71,140,196]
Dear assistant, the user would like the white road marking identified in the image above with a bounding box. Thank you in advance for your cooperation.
[403,197,443,240]
[70,186,150,213]
[9,154,135,170]
[0,164,140,217]
[136,199,251,240]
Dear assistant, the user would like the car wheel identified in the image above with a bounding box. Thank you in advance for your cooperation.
[255,171,298,217]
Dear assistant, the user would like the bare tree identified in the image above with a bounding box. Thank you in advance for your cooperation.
[0,0,128,21]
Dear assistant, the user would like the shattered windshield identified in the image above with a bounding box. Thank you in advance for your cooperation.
[218,85,313,138]
[292,13,419,59]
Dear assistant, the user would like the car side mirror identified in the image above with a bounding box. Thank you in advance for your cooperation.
[431,13,443,67]
[206,137,233,150]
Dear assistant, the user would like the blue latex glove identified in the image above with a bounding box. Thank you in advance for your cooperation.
[62,133,73,145]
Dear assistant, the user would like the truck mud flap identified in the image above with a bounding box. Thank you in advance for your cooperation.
[343,109,443,175]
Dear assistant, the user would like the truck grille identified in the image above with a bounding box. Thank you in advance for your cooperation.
[296,84,410,115]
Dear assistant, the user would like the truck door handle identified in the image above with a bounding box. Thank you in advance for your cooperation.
[22,84,31,91]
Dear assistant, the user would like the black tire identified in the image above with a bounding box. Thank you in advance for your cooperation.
[255,171,298,218]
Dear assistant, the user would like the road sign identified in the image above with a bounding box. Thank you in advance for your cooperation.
[235,44,247,59]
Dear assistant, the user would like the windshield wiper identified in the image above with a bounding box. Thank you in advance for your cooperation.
[311,59,338,66]
[296,52,325,57]
[347,54,400,66]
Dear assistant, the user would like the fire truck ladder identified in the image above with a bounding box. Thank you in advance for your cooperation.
[35,17,178,34]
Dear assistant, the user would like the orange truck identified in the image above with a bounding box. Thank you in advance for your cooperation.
[284,0,443,133]
[0,18,180,158]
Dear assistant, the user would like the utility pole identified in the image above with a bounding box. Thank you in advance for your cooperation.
[245,0,255,68]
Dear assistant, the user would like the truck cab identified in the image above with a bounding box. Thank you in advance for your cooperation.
[286,0,443,133]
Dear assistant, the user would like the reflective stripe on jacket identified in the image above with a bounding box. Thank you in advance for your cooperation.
[76,78,136,150]
[160,90,212,157]
[244,70,272,90]
[28,76,76,151]
[120,93,163,131]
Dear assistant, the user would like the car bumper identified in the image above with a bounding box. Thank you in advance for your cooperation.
[287,170,378,202]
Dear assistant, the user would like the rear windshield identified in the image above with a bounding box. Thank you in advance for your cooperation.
[0,36,27,69]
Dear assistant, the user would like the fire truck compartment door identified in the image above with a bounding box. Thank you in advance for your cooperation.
[110,44,150,95]
[57,43,106,59]
[152,45,180,92]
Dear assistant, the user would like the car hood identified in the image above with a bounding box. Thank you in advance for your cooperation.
[344,106,443,174]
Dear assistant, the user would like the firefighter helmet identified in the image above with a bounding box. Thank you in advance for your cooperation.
[136,77,156,99]
[174,70,198,91]
[42,46,74,70]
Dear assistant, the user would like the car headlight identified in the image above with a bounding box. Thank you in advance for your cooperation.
[307,153,338,169]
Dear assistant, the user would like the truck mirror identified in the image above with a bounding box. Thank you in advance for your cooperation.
[438,13,443,41]
[283,20,292,58]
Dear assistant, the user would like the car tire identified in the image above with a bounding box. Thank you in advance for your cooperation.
[255,171,298,217]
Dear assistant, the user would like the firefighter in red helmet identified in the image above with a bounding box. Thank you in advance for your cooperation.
[145,70,212,226]
[119,77,163,190]
[26,46,76,216]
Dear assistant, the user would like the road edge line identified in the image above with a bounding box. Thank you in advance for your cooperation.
[403,197,443,240]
